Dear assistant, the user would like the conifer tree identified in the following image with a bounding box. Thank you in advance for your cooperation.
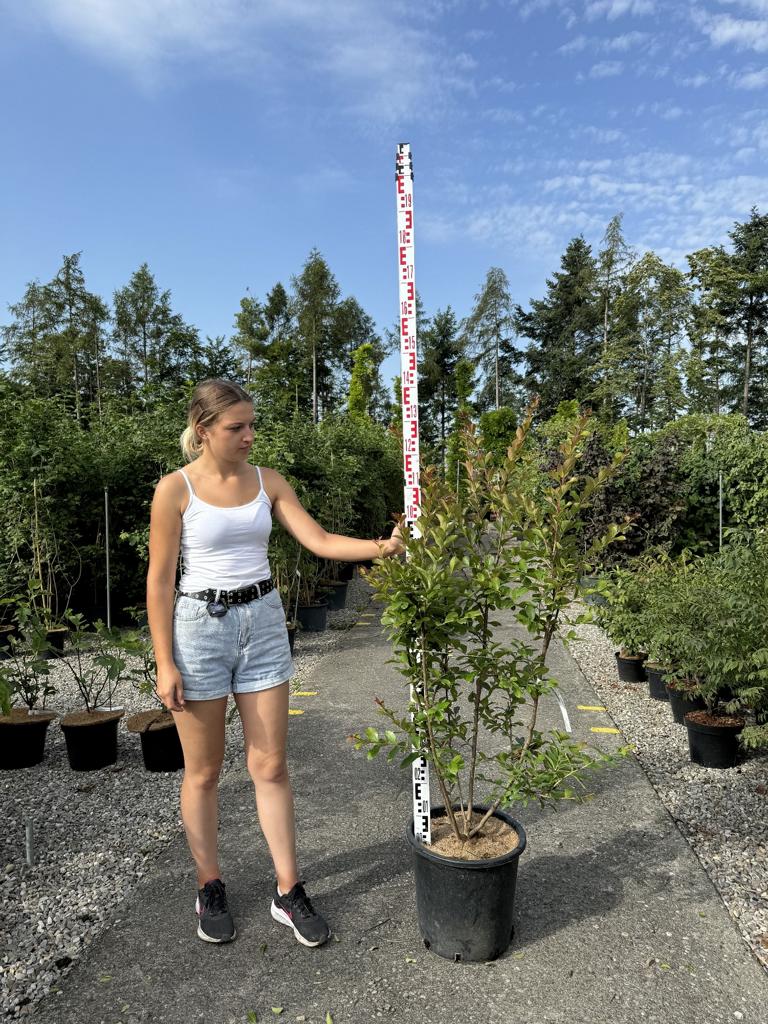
[462,267,521,413]
[516,237,601,418]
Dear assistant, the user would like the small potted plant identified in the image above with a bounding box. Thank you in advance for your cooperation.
[353,412,631,962]
[596,564,650,683]
[58,613,128,771]
[0,618,57,769]
[270,530,300,652]
[121,624,184,772]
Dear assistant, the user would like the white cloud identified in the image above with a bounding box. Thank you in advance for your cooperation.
[585,0,655,20]
[698,13,768,52]
[10,0,469,120]
[675,72,710,86]
[559,33,588,53]
[589,60,624,77]
[732,67,768,87]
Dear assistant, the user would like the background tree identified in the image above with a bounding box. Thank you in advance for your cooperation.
[113,263,199,396]
[516,237,601,418]
[291,249,344,422]
[462,267,521,413]
[595,214,635,419]
[347,342,377,420]
[419,305,464,469]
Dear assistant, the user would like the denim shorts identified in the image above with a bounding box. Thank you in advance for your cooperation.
[172,588,294,700]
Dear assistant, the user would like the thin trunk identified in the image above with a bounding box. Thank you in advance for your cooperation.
[743,322,753,418]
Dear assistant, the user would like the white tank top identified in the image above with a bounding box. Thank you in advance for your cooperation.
[177,467,272,591]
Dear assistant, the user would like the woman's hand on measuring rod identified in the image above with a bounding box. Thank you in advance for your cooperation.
[156,663,186,712]
[377,520,405,558]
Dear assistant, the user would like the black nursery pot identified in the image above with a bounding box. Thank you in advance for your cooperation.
[287,623,296,654]
[406,806,527,963]
[645,665,671,701]
[615,652,647,683]
[322,581,349,611]
[139,722,184,772]
[61,713,122,771]
[296,603,328,632]
[685,712,744,769]
[336,562,355,582]
[0,712,56,770]
[666,684,707,725]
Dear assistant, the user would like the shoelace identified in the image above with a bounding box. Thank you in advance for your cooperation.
[202,880,228,916]
[285,884,315,919]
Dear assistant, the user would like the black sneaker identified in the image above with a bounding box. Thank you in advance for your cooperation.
[195,879,236,943]
[270,882,330,947]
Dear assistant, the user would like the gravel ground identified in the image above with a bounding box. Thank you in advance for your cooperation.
[561,608,768,975]
[0,574,375,1021]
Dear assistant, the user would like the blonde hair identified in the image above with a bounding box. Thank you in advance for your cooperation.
[180,379,254,461]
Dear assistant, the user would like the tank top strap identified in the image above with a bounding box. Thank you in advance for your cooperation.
[177,469,195,498]
[255,465,264,494]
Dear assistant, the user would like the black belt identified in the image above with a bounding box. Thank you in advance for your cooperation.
[178,578,275,605]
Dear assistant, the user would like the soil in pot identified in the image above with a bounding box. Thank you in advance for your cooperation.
[615,651,648,683]
[60,709,124,771]
[645,664,671,701]
[666,681,707,725]
[685,710,745,769]
[296,603,328,632]
[0,708,58,769]
[126,710,184,772]
[407,806,527,963]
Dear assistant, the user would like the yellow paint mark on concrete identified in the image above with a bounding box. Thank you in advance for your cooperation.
[590,726,620,734]
[288,709,305,716]
[578,705,607,712]
[293,691,318,697]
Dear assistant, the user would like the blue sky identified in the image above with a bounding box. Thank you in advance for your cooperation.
[1,0,767,388]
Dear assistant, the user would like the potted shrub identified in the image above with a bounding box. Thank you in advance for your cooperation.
[352,412,631,962]
[270,529,300,652]
[636,553,690,702]
[596,564,650,682]
[294,550,328,632]
[121,625,184,772]
[58,613,128,771]
[0,619,57,769]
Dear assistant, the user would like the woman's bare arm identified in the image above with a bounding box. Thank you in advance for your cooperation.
[147,474,186,710]
[266,469,403,561]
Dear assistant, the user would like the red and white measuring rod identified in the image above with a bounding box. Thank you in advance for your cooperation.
[395,142,431,845]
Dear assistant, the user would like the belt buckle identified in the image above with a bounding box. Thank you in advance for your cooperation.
[206,587,228,618]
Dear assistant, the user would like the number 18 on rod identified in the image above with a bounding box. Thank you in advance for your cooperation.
[395,142,431,844]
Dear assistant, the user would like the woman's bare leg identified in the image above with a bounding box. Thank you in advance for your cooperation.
[172,697,228,887]
[234,683,298,893]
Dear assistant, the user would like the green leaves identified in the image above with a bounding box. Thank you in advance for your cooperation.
[358,412,631,837]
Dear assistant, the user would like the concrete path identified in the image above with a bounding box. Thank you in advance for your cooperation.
[35,603,768,1024]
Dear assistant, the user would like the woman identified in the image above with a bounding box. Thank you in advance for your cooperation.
[147,379,403,946]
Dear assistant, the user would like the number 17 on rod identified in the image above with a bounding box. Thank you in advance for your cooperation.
[395,142,431,844]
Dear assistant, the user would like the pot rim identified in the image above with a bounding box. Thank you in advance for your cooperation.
[406,804,527,870]
[684,711,745,733]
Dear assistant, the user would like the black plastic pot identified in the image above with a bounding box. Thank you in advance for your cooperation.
[322,581,349,611]
[615,652,647,683]
[139,722,184,772]
[0,624,17,652]
[287,623,296,654]
[336,562,355,582]
[0,711,57,769]
[666,683,707,725]
[296,603,328,632]
[685,712,744,769]
[645,665,671,701]
[406,806,527,963]
[61,712,122,771]
[45,628,68,652]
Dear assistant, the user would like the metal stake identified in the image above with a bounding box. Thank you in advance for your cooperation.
[25,821,34,866]
[104,487,111,629]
